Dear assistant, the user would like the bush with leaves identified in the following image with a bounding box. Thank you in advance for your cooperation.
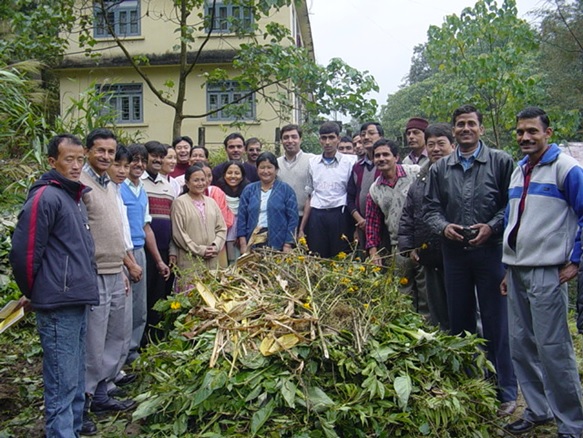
[132,244,500,437]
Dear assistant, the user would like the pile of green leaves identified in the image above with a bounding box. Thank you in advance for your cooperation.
[133,248,500,437]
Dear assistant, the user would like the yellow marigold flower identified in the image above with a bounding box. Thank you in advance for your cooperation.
[421,243,429,250]
[337,251,347,260]
[298,236,307,246]
[302,302,312,310]
[372,266,381,273]
[170,301,181,310]
[359,266,366,273]
[363,303,369,309]
[399,277,409,286]
[297,255,305,262]
[340,278,351,285]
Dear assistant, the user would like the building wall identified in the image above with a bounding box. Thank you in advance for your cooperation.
[57,1,312,149]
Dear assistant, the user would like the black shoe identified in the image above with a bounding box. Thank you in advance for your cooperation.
[505,418,553,434]
[114,373,137,387]
[90,397,136,413]
[107,386,127,398]
[80,415,97,436]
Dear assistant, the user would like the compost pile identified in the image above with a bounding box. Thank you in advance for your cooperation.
[133,245,499,437]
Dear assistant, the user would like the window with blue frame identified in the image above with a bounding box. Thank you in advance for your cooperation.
[207,81,255,121]
[205,0,253,33]
[94,1,140,38]
[98,84,143,124]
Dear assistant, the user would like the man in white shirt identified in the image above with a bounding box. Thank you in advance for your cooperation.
[299,121,357,258]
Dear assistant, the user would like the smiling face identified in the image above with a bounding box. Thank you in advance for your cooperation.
[162,147,177,175]
[186,169,207,197]
[49,140,85,182]
[453,112,484,152]
[246,142,262,163]
[107,158,130,184]
[373,145,398,175]
[202,166,213,188]
[282,129,301,157]
[516,117,552,162]
[174,140,191,164]
[146,152,165,175]
[129,154,145,181]
[353,135,364,157]
[426,136,454,164]
[226,138,245,161]
[224,164,244,189]
[85,138,117,176]
[189,148,207,165]
[338,141,354,155]
[257,160,277,186]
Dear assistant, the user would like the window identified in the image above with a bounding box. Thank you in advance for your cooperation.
[207,81,255,121]
[94,1,140,38]
[98,84,143,124]
[205,0,253,33]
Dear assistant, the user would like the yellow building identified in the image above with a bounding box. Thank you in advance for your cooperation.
[55,0,314,149]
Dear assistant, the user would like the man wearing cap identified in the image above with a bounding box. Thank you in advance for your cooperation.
[402,117,429,166]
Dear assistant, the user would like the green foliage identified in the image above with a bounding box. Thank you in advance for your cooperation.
[535,0,583,140]
[132,250,499,437]
[423,0,542,149]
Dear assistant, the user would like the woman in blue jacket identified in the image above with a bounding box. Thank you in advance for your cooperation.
[238,152,298,253]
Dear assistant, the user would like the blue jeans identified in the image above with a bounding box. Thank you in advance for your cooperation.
[36,306,88,438]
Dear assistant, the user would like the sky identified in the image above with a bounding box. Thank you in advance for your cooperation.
[308,0,544,108]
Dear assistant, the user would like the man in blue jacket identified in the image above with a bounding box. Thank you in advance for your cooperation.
[10,134,99,437]
[502,107,583,438]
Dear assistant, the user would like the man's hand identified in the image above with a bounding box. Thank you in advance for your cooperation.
[559,262,578,284]
[123,274,131,296]
[169,255,177,266]
[128,262,142,283]
[17,296,32,313]
[444,223,464,241]
[409,249,420,263]
[157,260,171,280]
[500,272,509,296]
[469,223,493,246]
[203,245,218,259]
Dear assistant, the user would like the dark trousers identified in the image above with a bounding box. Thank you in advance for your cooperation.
[142,248,173,346]
[306,206,350,258]
[442,244,517,403]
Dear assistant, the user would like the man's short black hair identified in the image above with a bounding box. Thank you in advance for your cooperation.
[360,122,384,137]
[516,106,550,130]
[281,124,302,138]
[372,138,399,158]
[452,104,483,125]
[85,128,117,150]
[245,137,261,150]
[425,123,454,144]
[191,145,209,159]
[223,133,245,148]
[144,140,168,157]
[128,143,148,162]
[319,121,340,136]
[47,134,83,159]
[172,136,193,148]
[339,136,352,143]
[114,144,132,163]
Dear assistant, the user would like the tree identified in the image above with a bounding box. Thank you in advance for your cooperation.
[406,43,436,86]
[423,0,543,149]
[72,0,378,138]
[535,0,583,139]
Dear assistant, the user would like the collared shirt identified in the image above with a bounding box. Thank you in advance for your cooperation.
[83,163,110,187]
[365,165,408,249]
[111,182,134,251]
[124,178,152,224]
[457,143,482,172]
[405,149,428,165]
[305,152,357,209]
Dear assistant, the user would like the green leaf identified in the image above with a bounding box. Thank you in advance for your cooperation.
[394,375,412,409]
[281,378,297,408]
[307,387,335,413]
[250,398,275,436]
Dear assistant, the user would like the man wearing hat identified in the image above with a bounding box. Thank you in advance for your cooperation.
[403,117,429,166]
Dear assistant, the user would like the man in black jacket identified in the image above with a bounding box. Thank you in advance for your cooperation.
[10,134,99,437]
[424,104,517,416]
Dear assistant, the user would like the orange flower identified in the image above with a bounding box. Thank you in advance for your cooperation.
[399,277,409,286]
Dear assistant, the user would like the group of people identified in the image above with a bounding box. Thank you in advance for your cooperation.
[8,103,583,438]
